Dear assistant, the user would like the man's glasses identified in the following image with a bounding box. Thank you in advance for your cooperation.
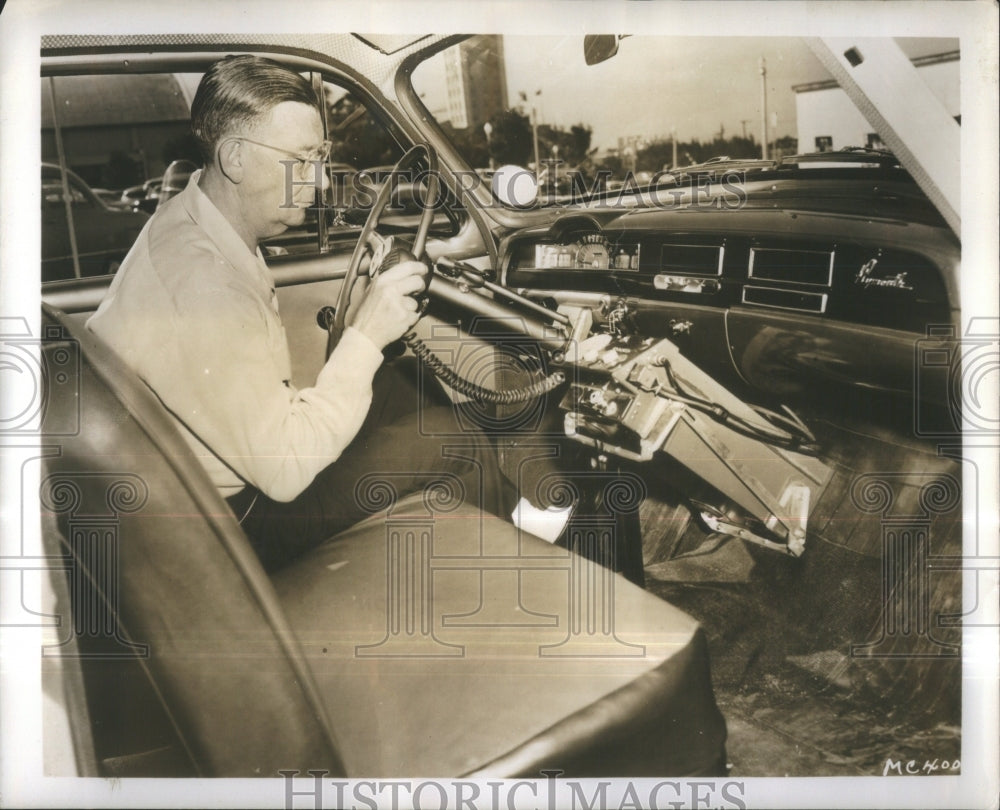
[232,136,332,171]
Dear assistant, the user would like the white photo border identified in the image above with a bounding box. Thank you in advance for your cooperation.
[1,1,997,808]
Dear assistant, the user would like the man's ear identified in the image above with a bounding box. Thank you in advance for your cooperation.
[217,138,245,184]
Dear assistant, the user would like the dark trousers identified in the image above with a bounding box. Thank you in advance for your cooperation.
[227,359,517,572]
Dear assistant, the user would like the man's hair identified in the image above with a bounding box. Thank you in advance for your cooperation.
[191,55,319,164]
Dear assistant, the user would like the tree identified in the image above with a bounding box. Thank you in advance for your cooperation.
[441,122,490,169]
[636,140,675,173]
[636,133,768,172]
[597,152,624,177]
[569,124,592,165]
[535,122,593,167]
[487,109,533,166]
[772,135,798,159]
[327,93,402,169]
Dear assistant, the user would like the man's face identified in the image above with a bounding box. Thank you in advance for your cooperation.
[237,101,329,241]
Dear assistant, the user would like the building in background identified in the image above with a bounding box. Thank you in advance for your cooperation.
[41,74,197,189]
[793,50,959,153]
[443,35,508,132]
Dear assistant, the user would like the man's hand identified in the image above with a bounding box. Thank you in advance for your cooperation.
[345,260,427,350]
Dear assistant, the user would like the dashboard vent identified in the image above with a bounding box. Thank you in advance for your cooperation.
[748,247,834,287]
[659,243,724,276]
[742,285,827,313]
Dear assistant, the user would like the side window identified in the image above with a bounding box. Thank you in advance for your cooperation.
[41,72,202,282]
[40,67,447,280]
[262,81,408,257]
[266,81,460,257]
[326,84,405,170]
[41,73,202,204]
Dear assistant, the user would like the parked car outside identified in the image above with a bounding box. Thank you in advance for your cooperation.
[41,162,149,282]
[119,176,163,213]
[155,159,199,210]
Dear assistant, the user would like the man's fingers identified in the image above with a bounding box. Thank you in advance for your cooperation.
[348,258,429,347]
[395,274,427,296]
[373,266,426,297]
[378,260,427,281]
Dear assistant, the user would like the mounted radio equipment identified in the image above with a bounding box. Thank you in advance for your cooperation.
[559,331,832,556]
[327,143,832,558]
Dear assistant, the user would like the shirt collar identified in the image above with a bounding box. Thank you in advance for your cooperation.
[178,169,274,296]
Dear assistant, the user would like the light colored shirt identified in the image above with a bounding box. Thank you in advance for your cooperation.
[87,171,384,502]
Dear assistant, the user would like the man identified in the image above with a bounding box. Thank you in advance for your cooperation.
[88,55,550,570]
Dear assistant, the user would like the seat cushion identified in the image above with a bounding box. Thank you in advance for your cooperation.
[40,304,725,778]
[273,493,727,776]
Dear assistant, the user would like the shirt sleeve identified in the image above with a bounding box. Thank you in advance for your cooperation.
[149,285,384,502]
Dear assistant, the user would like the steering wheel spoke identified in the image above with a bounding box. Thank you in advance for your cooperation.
[365,230,391,272]
[329,143,439,351]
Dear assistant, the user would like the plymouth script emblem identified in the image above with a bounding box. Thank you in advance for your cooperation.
[855,257,913,290]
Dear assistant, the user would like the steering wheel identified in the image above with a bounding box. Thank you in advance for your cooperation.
[325,141,567,404]
[328,143,440,348]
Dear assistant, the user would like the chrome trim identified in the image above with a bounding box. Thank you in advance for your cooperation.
[659,243,725,276]
[741,284,828,314]
[653,274,721,294]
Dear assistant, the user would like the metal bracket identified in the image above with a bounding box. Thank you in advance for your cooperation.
[700,510,805,558]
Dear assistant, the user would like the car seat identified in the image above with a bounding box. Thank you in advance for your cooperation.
[38,303,727,777]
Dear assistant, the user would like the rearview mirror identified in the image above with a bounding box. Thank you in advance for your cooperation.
[584,35,620,66]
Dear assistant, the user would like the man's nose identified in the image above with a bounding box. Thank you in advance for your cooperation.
[301,161,330,192]
[305,160,330,191]
[305,161,330,203]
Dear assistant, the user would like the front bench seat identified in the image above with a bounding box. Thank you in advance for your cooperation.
[39,304,727,777]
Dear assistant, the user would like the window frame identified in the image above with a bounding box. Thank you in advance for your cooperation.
[40,49,464,285]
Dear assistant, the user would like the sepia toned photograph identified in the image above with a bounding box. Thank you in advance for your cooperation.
[1,1,997,808]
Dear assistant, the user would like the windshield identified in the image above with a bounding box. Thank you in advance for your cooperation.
[411,34,959,207]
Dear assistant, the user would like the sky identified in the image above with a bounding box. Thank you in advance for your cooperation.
[414,36,958,151]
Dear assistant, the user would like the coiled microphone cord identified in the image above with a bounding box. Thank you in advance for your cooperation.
[404,333,565,404]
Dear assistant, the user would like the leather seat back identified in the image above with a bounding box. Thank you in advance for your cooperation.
[40,305,345,776]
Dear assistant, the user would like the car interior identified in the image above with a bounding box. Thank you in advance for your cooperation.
[33,32,967,780]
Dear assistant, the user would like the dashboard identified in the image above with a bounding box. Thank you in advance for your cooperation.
[503,211,955,334]
[498,207,959,415]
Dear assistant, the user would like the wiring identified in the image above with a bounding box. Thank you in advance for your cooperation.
[656,358,820,453]
[404,333,566,405]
